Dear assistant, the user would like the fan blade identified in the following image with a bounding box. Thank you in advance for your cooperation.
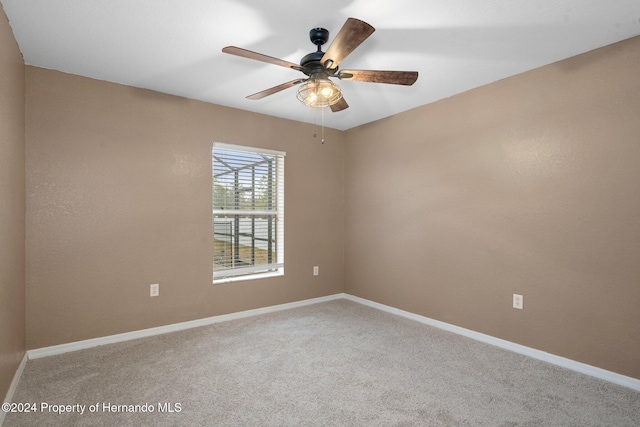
[222,46,303,71]
[338,70,418,86]
[246,79,307,100]
[321,18,375,69]
[330,97,349,112]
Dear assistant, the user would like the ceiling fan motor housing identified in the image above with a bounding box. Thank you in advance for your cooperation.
[301,27,334,77]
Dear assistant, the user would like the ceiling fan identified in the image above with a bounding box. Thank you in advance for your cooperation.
[222,18,418,112]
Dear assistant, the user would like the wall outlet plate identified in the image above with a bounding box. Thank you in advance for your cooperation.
[150,284,159,297]
[513,294,523,309]
[313,266,319,276]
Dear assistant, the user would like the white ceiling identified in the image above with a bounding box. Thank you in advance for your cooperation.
[2,0,640,130]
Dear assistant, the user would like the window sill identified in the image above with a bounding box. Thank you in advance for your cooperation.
[213,270,284,285]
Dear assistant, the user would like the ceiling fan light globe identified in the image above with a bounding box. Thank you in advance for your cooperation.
[296,79,342,108]
[320,87,334,97]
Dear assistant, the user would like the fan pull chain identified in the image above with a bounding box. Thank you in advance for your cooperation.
[312,107,318,139]
[311,107,325,144]
[321,106,325,144]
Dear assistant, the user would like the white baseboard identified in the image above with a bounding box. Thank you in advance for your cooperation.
[1,352,28,427]
[28,293,344,359]
[342,294,640,392]
[25,292,639,392]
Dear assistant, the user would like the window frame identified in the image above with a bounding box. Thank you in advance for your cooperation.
[212,142,285,284]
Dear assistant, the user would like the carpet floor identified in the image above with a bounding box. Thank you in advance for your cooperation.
[4,299,640,426]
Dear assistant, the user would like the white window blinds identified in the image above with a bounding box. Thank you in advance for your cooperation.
[213,143,285,281]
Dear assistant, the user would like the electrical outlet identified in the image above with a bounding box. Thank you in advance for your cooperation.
[313,266,319,276]
[513,294,523,309]
[150,284,159,297]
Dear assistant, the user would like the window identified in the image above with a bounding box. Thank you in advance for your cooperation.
[213,143,285,282]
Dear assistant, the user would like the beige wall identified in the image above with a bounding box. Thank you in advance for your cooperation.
[25,67,344,349]
[345,36,640,379]
[0,4,25,400]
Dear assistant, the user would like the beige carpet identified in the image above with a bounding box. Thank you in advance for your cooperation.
[4,299,640,426]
